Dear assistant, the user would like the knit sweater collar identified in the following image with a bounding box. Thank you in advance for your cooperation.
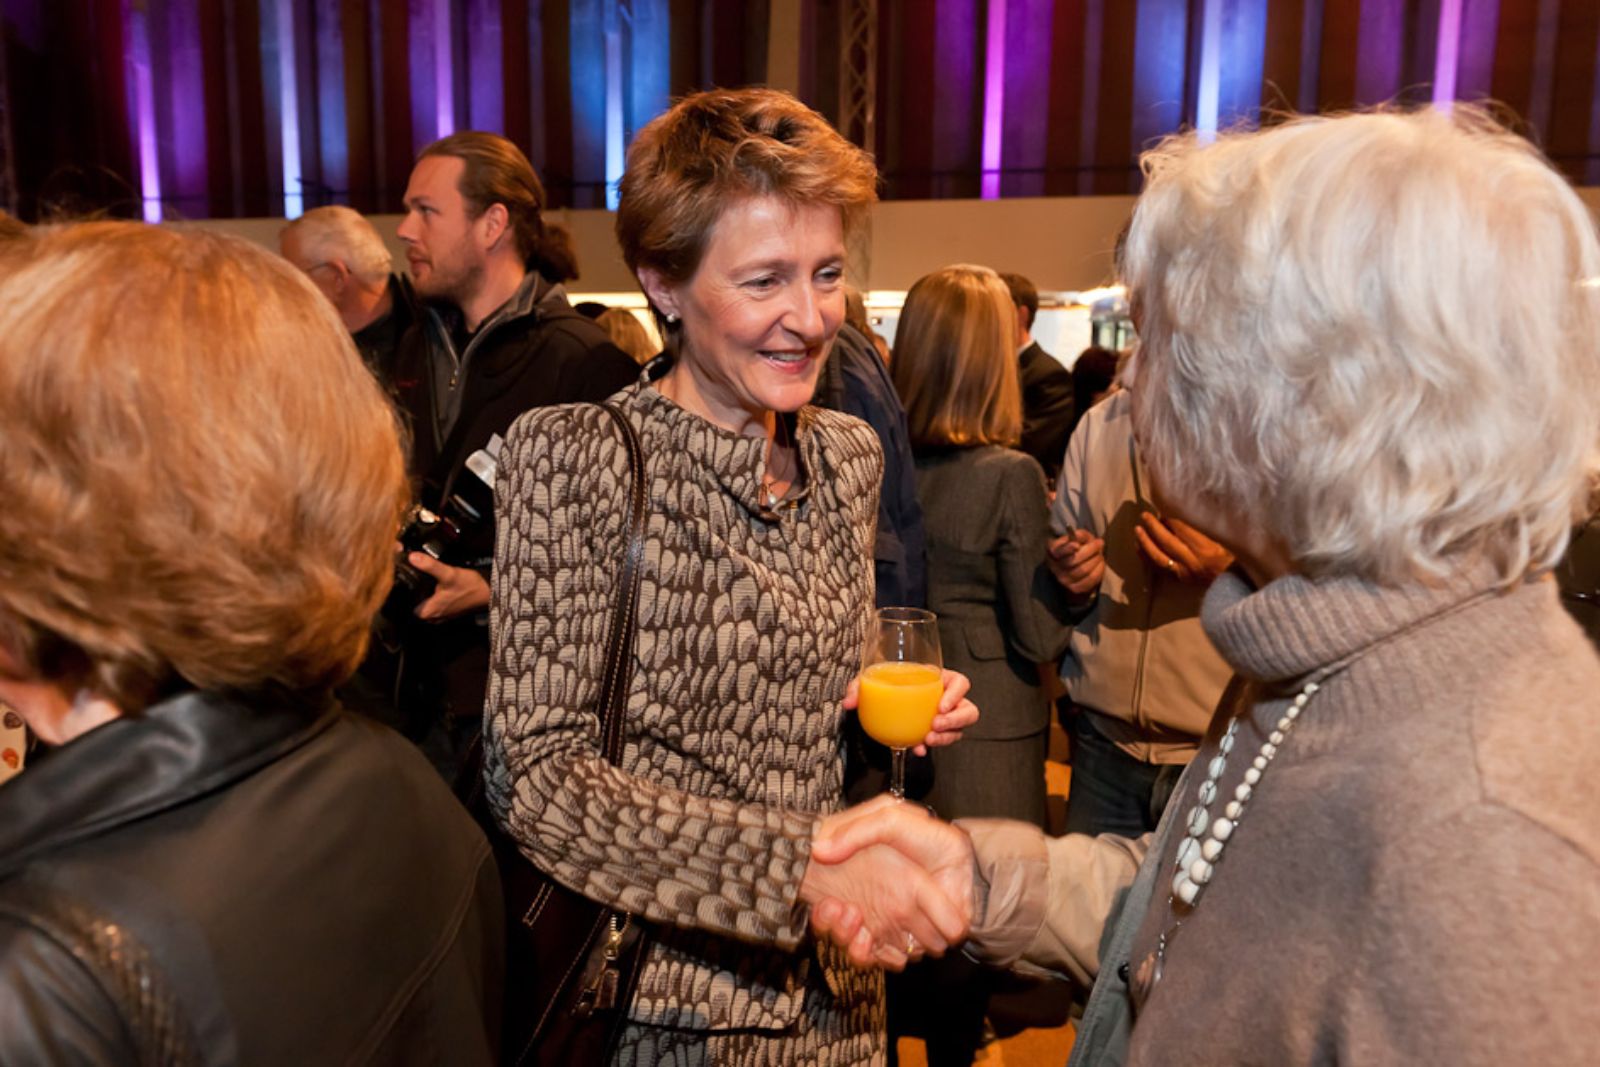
[1201,562,1509,684]
[629,378,820,518]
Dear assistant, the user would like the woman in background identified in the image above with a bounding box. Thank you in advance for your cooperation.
[596,305,659,364]
[887,264,1078,1065]
[892,264,1077,827]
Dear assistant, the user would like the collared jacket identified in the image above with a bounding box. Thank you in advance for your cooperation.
[386,274,638,728]
[0,688,503,1065]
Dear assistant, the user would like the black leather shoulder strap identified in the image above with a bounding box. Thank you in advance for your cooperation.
[593,403,647,765]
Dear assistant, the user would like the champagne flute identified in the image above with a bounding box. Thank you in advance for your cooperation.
[858,607,943,799]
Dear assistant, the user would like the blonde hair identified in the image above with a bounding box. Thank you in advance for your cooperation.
[597,307,657,364]
[1124,106,1600,585]
[0,222,409,710]
[891,264,1022,449]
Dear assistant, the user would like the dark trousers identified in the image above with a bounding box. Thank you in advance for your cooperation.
[1062,707,1184,838]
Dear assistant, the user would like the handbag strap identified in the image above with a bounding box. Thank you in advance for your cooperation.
[593,402,646,764]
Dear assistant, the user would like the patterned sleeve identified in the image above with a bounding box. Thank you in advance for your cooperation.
[484,404,819,950]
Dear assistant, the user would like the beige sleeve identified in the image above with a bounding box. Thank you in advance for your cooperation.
[956,818,1150,988]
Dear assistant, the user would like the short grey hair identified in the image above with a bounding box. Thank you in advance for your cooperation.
[1125,107,1600,586]
[280,205,392,287]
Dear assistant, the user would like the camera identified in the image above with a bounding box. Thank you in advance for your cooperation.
[384,442,499,623]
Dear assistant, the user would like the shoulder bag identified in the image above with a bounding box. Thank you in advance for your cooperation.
[465,401,652,1066]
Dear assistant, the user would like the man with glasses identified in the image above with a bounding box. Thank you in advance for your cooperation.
[280,205,419,385]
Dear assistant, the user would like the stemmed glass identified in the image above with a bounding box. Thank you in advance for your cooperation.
[858,607,943,799]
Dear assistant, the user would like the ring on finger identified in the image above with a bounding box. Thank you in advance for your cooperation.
[906,933,918,956]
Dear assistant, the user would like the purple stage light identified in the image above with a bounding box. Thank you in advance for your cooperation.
[981,0,1008,200]
[1433,0,1464,109]
[125,3,161,222]
[274,0,303,218]
[434,0,455,138]
[1195,0,1223,142]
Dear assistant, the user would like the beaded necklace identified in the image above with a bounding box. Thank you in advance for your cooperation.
[1130,676,1322,1004]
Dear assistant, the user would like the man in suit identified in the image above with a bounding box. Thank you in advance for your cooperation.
[1001,272,1075,482]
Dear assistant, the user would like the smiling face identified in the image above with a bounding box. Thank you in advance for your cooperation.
[642,196,847,435]
[396,154,488,307]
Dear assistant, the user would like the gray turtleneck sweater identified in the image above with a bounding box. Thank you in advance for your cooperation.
[964,567,1600,1064]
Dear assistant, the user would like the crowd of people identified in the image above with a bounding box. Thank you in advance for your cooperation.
[1,86,1598,1067]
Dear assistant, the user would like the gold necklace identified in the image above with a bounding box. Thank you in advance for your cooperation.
[761,416,792,508]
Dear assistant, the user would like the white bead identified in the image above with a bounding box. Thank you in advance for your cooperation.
[1201,838,1224,861]
[1219,732,1235,753]
[1187,806,1209,836]
[1235,782,1253,802]
[1294,692,1310,707]
[1269,730,1284,745]
[1189,858,1213,885]
[1304,682,1319,695]
[1252,755,1268,771]
[1207,756,1227,780]
[1172,869,1191,897]
[1197,780,1217,804]
[1177,837,1200,872]
[1276,716,1292,732]
[1285,705,1301,721]
[1175,875,1201,905]
[1260,742,1277,759]
[1224,800,1242,819]
[1211,817,1234,841]
[1244,767,1262,785]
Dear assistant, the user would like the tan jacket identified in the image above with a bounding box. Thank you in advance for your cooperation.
[1050,391,1232,763]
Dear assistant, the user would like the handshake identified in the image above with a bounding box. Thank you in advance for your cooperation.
[799,795,979,971]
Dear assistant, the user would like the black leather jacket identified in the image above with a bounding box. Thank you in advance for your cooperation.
[0,688,503,1064]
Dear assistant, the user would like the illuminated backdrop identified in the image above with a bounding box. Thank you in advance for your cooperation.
[0,0,1592,222]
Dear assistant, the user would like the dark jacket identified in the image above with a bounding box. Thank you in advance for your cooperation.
[817,323,932,803]
[353,273,423,387]
[0,689,503,1065]
[1018,340,1076,482]
[385,274,638,735]
[915,445,1077,741]
[814,322,928,608]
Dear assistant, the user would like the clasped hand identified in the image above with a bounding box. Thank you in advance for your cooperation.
[799,795,978,972]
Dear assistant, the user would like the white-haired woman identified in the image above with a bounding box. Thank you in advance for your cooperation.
[806,107,1600,1065]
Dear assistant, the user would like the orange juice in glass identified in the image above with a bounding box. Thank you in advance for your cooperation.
[859,608,943,798]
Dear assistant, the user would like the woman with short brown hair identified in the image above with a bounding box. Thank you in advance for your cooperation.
[0,222,501,1064]
[486,88,978,1064]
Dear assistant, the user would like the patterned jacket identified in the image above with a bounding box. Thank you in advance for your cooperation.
[486,379,886,1040]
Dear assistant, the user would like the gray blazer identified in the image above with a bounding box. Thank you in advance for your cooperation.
[915,445,1079,742]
